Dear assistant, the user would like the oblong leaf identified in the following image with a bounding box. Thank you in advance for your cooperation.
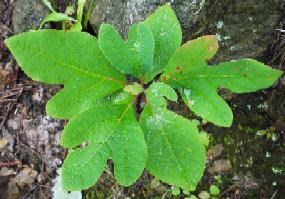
[139,83,206,190]
[140,106,206,190]
[110,119,147,186]
[144,5,182,82]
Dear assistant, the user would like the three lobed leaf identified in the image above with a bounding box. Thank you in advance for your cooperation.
[161,36,283,127]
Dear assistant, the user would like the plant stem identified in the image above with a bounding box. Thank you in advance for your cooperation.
[83,0,96,29]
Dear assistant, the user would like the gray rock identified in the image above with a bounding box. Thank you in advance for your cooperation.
[89,0,205,38]
[12,0,50,33]
[14,167,38,187]
[208,159,232,174]
[7,118,20,130]
[190,0,284,62]
[207,144,224,160]
[89,0,284,60]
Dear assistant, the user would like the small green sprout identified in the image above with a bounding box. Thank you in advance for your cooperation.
[209,185,220,196]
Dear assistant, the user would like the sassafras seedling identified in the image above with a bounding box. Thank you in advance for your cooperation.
[5,5,283,191]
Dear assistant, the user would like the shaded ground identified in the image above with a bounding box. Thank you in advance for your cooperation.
[0,0,284,199]
[1,1,64,198]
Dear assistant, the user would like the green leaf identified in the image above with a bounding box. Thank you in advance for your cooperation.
[140,82,206,190]
[140,107,206,190]
[161,35,283,127]
[40,12,76,28]
[198,191,210,199]
[70,22,83,32]
[145,82,177,107]
[123,82,143,96]
[65,5,75,15]
[98,23,154,79]
[42,0,56,12]
[61,97,147,190]
[83,0,96,28]
[76,0,87,23]
[209,185,220,196]
[171,186,180,196]
[5,30,125,118]
[144,5,182,82]
[199,131,210,147]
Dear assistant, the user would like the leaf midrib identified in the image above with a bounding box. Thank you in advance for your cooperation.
[79,99,135,168]
[149,106,193,188]
[52,79,107,109]
[23,44,124,85]
[179,80,230,125]
[173,74,246,82]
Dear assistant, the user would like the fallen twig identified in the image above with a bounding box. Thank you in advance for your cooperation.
[0,160,21,168]
[219,184,240,198]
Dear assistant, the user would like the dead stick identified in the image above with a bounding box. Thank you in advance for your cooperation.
[0,160,21,167]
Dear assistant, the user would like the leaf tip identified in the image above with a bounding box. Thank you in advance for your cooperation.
[159,3,173,10]
[45,99,66,120]
[203,35,217,41]
[98,23,114,33]
[203,35,219,51]
[4,37,10,46]
[4,37,13,51]
[275,68,284,78]
[221,115,233,128]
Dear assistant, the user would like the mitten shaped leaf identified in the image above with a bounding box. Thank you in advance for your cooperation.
[145,82,177,107]
[144,5,182,82]
[98,23,154,79]
[161,36,283,127]
[140,82,206,190]
[61,95,147,190]
[5,30,125,118]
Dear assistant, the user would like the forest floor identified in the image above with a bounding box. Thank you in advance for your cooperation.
[0,0,285,199]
